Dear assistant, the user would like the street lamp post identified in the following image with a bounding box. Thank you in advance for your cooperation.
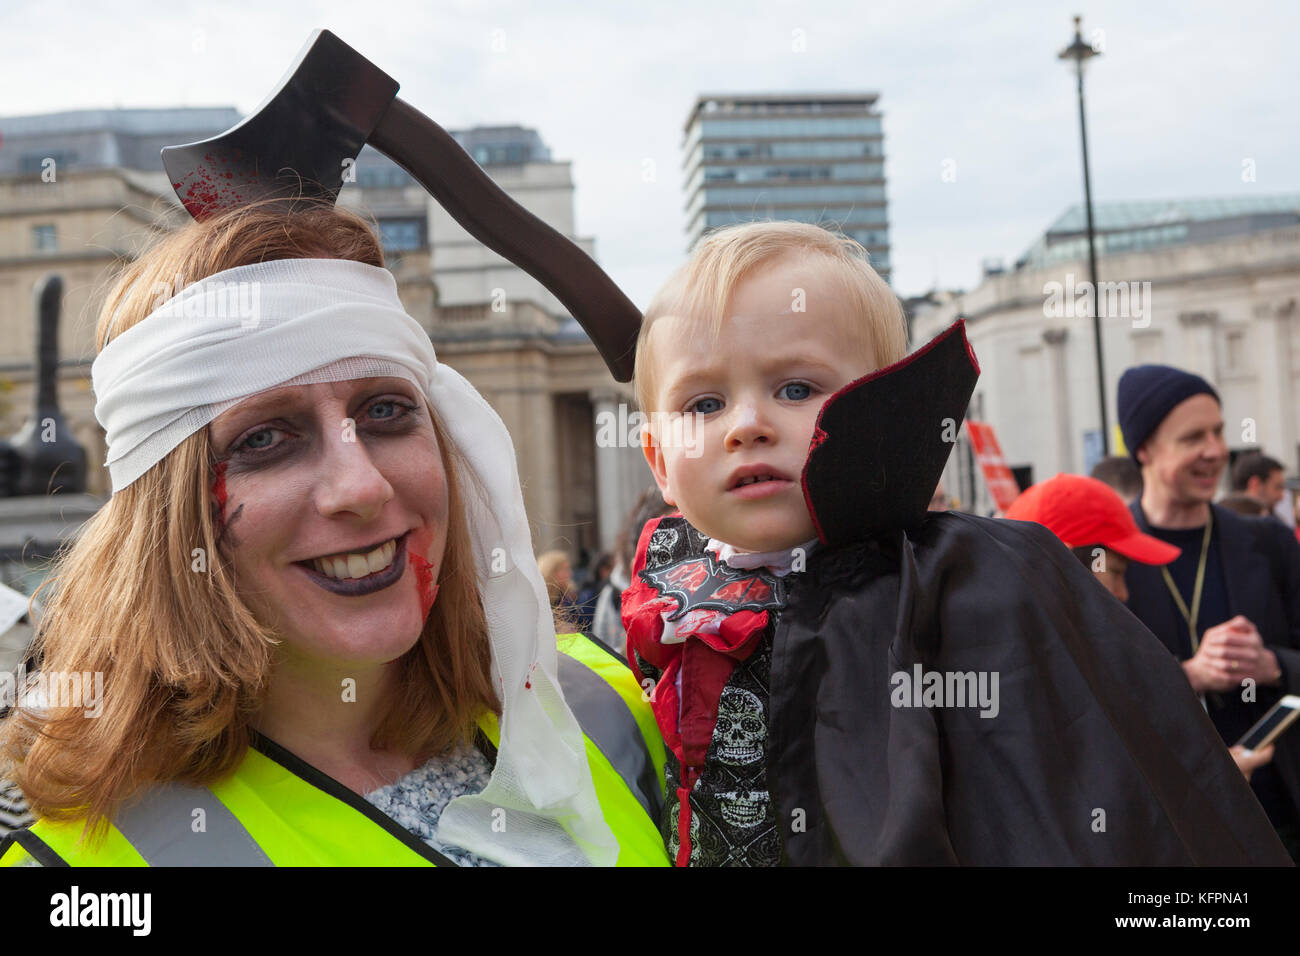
[1059,14,1108,457]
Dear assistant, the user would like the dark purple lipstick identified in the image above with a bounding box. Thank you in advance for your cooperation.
[294,531,409,597]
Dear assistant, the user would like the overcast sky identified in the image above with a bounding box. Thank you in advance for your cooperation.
[2,0,1296,302]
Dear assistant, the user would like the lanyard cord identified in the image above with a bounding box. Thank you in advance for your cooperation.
[1160,516,1213,655]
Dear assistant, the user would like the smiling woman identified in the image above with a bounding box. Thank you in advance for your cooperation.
[204,373,464,795]
[0,199,667,868]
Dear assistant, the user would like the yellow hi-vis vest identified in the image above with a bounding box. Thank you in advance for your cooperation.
[0,632,667,867]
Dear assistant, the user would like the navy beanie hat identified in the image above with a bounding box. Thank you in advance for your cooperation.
[1117,364,1220,460]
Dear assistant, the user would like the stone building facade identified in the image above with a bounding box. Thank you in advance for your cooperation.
[913,198,1300,514]
[0,111,650,562]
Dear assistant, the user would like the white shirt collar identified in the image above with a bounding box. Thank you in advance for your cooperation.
[705,536,820,578]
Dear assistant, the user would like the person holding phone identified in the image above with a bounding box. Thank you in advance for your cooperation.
[1004,473,1281,785]
[1233,695,1300,782]
[1118,364,1300,862]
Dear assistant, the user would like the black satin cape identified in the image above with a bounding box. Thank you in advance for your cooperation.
[776,320,1292,865]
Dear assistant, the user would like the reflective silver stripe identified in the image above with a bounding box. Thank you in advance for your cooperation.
[113,782,274,867]
[1,828,65,867]
[557,653,663,823]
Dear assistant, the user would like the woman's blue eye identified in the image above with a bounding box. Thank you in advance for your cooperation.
[370,400,419,423]
[231,425,288,456]
[244,429,277,450]
[782,382,813,401]
[690,397,723,414]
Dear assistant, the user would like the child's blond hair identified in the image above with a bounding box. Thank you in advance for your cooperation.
[634,221,908,414]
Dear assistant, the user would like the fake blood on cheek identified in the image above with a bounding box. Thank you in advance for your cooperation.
[210,460,229,522]
[408,550,440,620]
[209,459,244,548]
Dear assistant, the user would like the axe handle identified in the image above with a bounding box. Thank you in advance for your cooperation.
[370,98,640,383]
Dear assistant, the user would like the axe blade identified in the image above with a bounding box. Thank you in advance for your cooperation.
[160,30,641,382]
[161,29,399,219]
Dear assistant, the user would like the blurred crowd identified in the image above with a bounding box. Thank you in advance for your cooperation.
[536,488,676,655]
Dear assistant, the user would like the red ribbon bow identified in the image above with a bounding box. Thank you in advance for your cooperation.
[622,521,771,778]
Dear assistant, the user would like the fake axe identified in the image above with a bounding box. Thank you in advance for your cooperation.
[160,29,640,382]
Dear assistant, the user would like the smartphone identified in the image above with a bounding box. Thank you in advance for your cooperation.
[1234,695,1300,753]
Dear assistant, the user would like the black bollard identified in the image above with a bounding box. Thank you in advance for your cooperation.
[7,274,87,496]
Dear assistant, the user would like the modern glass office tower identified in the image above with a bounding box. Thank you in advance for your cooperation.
[682,93,890,282]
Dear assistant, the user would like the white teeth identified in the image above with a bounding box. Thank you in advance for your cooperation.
[737,474,775,487]
[365,546,390,575]
[312,538,398,580]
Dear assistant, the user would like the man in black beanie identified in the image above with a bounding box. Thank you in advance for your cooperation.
[1119,363,1300,860]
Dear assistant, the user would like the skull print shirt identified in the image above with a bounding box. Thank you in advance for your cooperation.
[665,629,779,866]
[622,513,814,866]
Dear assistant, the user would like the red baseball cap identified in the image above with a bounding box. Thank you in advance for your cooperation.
[1004,473,1181,565]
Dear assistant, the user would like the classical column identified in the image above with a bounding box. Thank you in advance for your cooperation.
[590,387,625,554]
[1177,309,1221,384]
[1259,299,1298,471]
[489,367,560,554]
[1043,327,1075,474]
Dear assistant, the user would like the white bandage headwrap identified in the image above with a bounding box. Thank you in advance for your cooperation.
[91,257,619,866]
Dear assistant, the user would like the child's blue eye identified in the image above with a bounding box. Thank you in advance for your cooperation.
[689,397,723,414]
[781,382,813,401]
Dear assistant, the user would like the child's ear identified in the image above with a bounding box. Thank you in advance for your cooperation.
[641,421,677,507]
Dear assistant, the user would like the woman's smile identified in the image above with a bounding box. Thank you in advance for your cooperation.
[208,377,450,664]
[293,529,412,596]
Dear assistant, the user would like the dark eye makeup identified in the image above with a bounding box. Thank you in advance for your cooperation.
[226,397,421,459]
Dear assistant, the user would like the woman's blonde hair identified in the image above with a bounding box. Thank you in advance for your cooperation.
[634,221,908,415]
[536,550,573,604]
[536,550,582,635]
[0,198,497,841]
